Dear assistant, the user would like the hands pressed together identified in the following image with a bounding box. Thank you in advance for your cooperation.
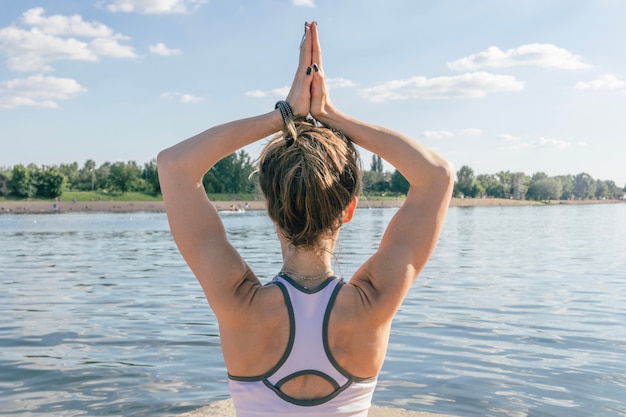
[286,21,333,121]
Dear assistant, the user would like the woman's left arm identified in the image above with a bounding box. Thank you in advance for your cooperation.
[157,112,283,321]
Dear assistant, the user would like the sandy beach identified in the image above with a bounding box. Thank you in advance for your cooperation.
[1,197,623,215]
[177,399,460,417]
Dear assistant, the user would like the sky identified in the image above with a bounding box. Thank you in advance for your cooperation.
[1,0,625,185]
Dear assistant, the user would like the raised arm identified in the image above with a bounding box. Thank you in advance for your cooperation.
[158,113,281,318]
[157,23,315,320]
[309,23,454,317]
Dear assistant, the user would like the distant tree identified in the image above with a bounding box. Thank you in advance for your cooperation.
[594,179,608,199]
[390,169,409,194]
[232,150,256,194]
[454,165,483,198]
[361,171,377,193]
[108,161,139,194]
[203,150,255,194]
[530,172,548,183]
[573,173,596,199]
[0,171,7,196]
[556,175,574,200]
[495,171,515,199]
[527,177,561,201]
[78,159,97,191]
[34,167,66,198]
[96,162,111,191]
[370,154,383,174]
[454,165,472,197]
[370,179,391,193]
[526,172,561,200]
[8,164,35,198]
[143,159,160,195]
[603,180,624,199]
[58,162,79,190]
[202,169,222,193]
[477,173,506,198]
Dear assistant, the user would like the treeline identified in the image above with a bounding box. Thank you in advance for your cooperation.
[1,159,160,199]
[454,165,625,201]
[0,152,410,199]
[1,153,623,201]
[0,151,269,199]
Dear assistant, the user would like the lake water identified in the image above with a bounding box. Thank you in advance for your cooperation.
[1,205,625,417]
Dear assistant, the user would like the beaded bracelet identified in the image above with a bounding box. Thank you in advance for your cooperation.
[275,100,293,125]
[275,100,296,145]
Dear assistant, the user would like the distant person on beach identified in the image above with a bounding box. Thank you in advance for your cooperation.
[158,22,453,417]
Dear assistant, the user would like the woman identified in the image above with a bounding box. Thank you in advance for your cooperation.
[158,22,453,417]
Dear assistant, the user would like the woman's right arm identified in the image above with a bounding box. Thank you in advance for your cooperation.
[325,110,454,316]
[309,23,454,319]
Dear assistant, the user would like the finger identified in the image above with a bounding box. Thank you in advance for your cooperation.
[310,21,322,69]
[310,64,327,102]
[299,21,309,49]
[298,22,313,70]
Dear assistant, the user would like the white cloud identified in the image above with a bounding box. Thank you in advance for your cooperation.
[271,86,290,97]
[531,137,572,149]
[0,26,96,72]
[575,74,625,90]
[21,7,114,38]
[0,8,136,73]
[360,72,523,102]
[0,75,86,109]
[161,92,203,103]
[103,0,209,14]
[423,130,455,139]
[458,128,483,136]
[509,137,578,151]
[447,43,590,71]
[149,43,182,56]
[244,89,267,98]
[423,128,483,139]
[498,133,521,142]
[179,93,202,103]
[326,77,356,88]
[292,0,316,7]
[244,86,290,98]
[90,37,136,58]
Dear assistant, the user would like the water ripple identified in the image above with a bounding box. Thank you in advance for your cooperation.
[1,206,625,416]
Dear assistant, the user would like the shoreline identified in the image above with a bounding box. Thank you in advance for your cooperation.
[1,197,624,215]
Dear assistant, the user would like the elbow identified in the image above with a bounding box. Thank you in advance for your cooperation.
[412,158,455,199]
[439,159,455,195]
[441,159,455,187]
[156,149,169,171]
[156,149,172,191]
[429,157,455,191]
[156,147,178,177]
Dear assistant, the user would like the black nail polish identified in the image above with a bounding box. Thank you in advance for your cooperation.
[306,66,312,75]
[312,63,319,72]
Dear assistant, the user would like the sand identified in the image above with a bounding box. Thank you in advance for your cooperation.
[177,399,459,417]
[1,197,623,215]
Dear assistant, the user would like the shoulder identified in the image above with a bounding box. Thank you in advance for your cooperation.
[336,257,417,324]
[217,277,287,325]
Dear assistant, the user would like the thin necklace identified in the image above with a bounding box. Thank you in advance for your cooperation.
[279,269,334,281]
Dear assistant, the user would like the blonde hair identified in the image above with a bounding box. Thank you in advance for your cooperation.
[258,118,361,250]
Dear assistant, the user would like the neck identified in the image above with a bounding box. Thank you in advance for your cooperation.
[278,233,337,283]
[280,269,333,282]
